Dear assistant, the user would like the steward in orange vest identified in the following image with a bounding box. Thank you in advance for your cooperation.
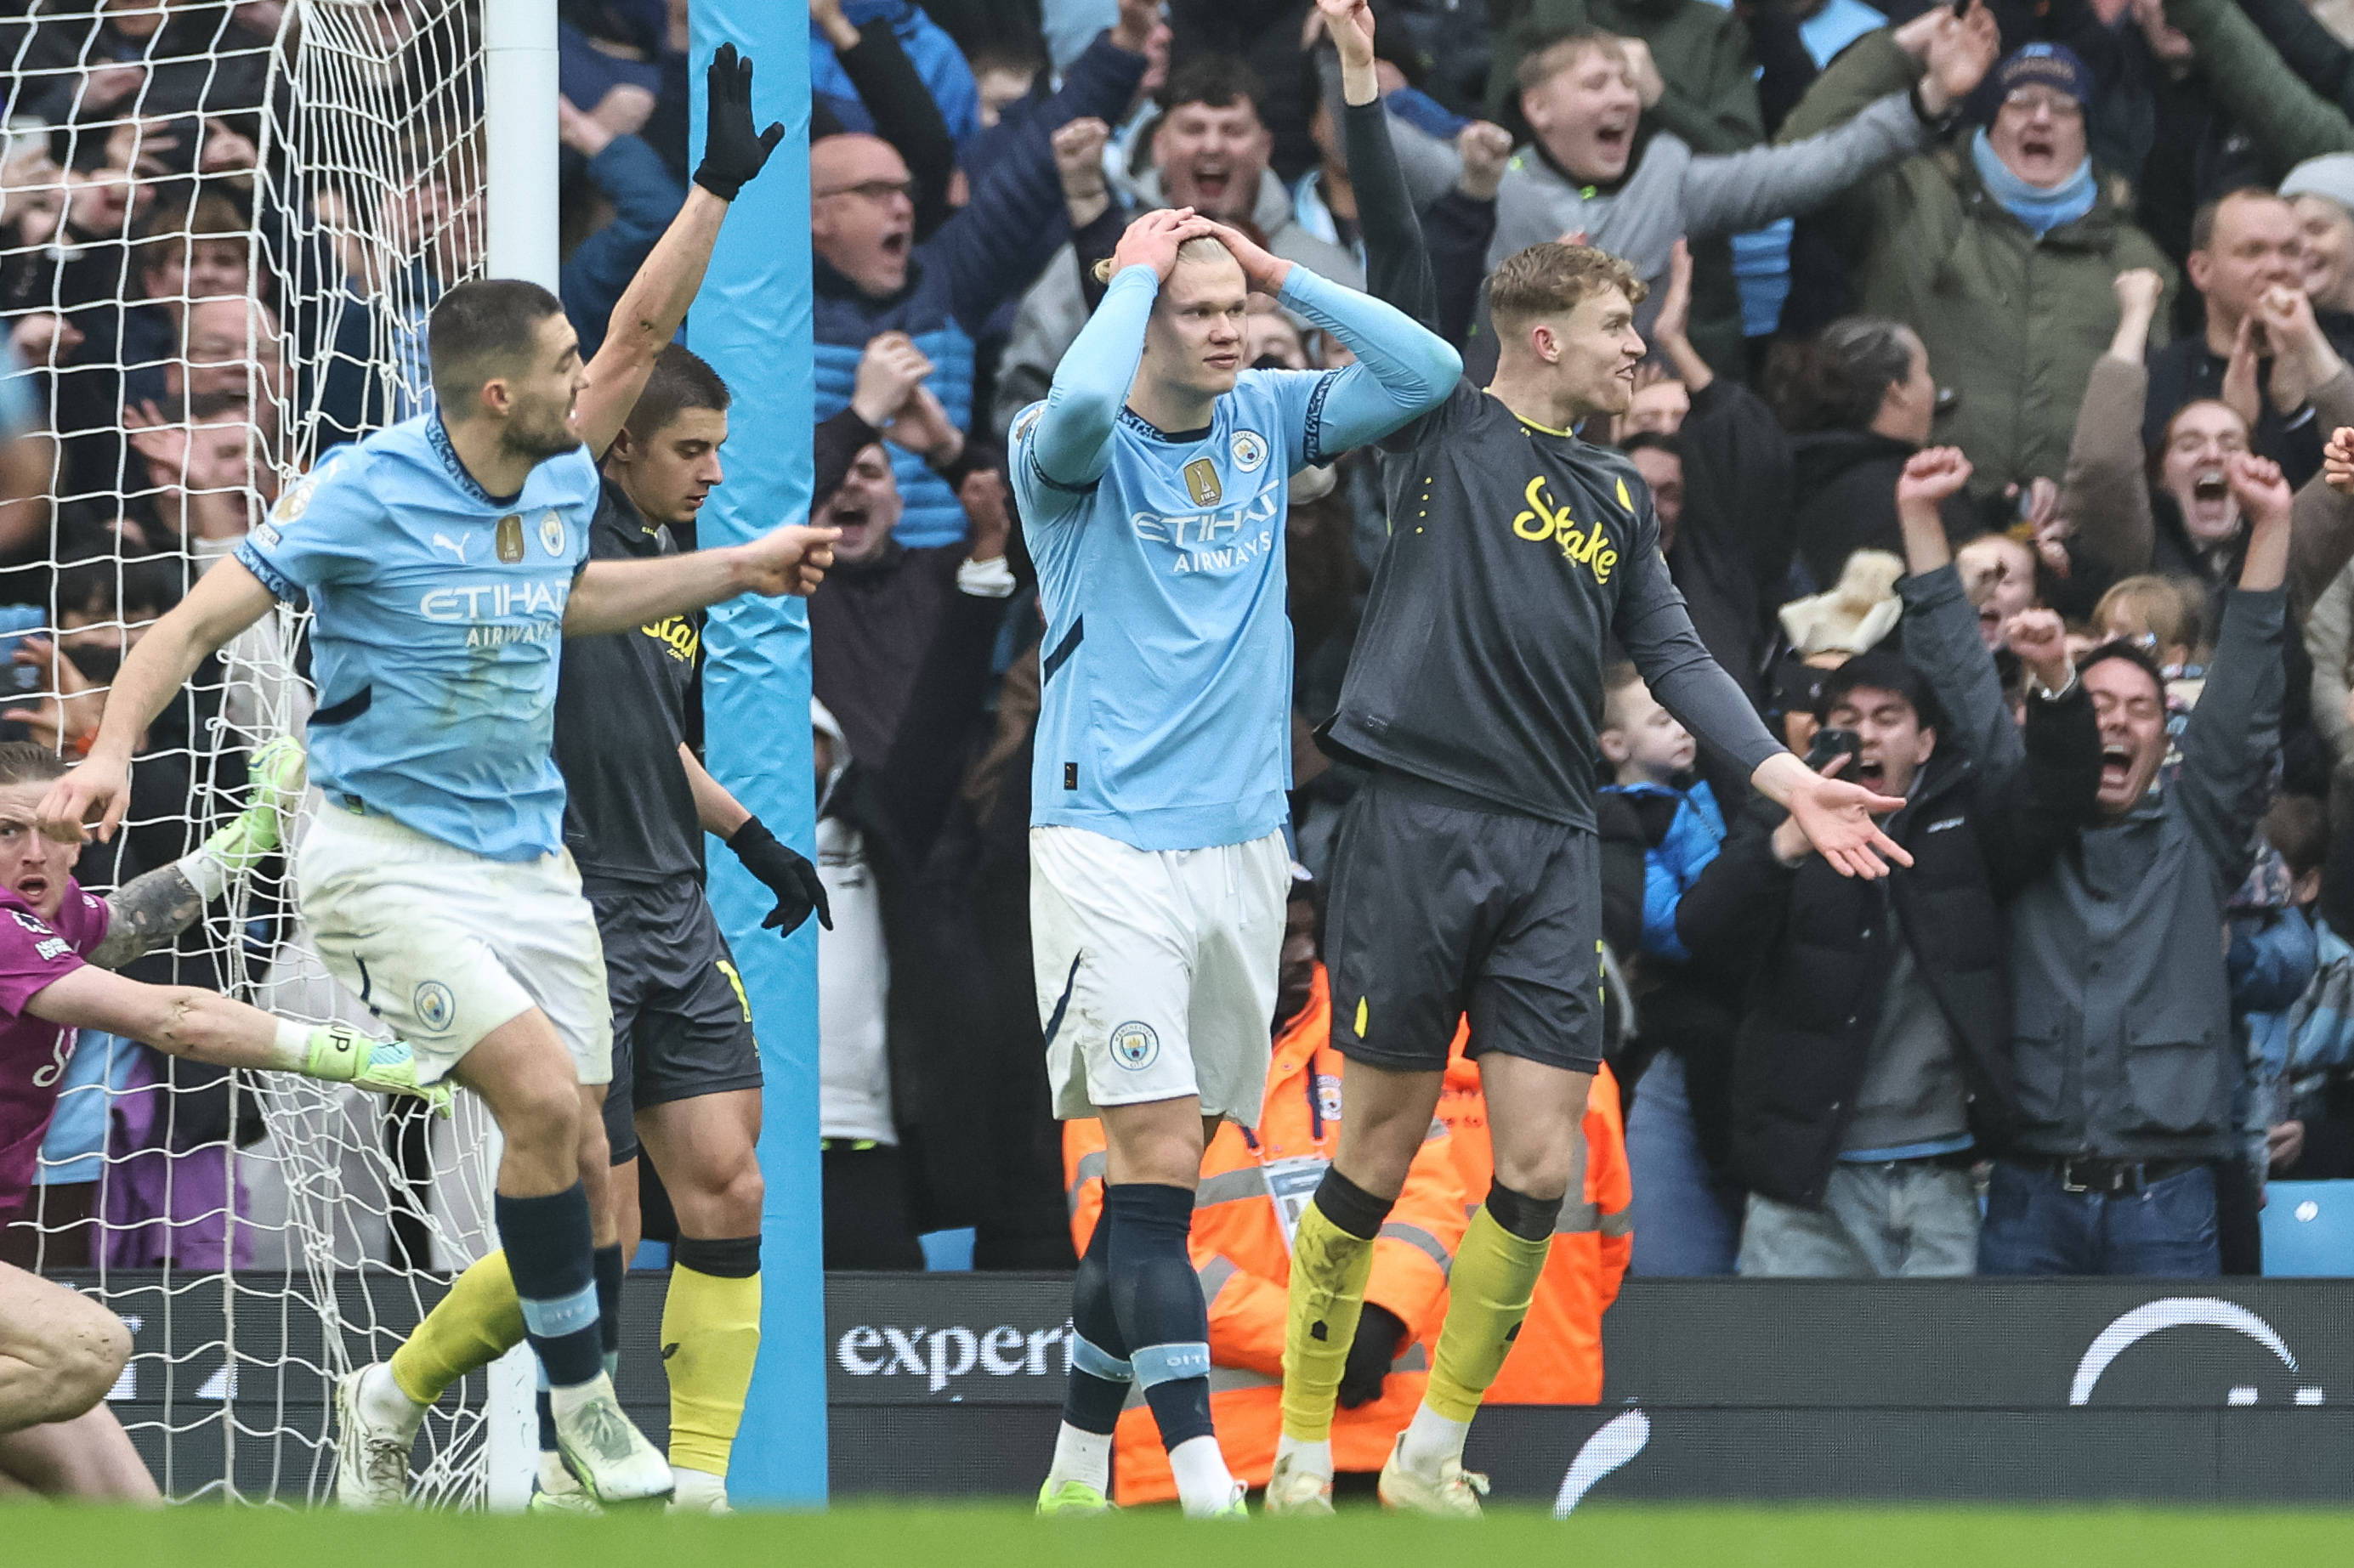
[1435,1039,1631,1404]
[1064,963,1469,1504]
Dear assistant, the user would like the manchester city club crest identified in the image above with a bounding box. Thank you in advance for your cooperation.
[413,981,457,1034]
[538,507,565,558]
[1109,1021,1160,1070]
[1230,429,1268,473]
[494,513,524,563]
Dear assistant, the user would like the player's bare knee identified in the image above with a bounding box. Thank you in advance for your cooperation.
[41,1307,129,1422]
[1490,1137,1574,1205]
[712,1163,764,1231]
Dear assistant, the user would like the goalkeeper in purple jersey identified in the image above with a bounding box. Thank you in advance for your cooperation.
[0,739,445,1500]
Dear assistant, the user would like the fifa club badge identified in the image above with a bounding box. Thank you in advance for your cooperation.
[538,508,565,558]
[495,514,525,563]
[1183,457,1222,507]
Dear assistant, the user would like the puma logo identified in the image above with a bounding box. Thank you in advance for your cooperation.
[430,532,469,563]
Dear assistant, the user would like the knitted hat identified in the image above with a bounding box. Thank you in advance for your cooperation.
[1994,42,2093,107]
[1778,550,1906,657]
[2283,154,2354,221]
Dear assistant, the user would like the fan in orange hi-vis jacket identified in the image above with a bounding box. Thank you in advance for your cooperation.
[1064,962,1470,1505]
[1435,1036,1631,1404]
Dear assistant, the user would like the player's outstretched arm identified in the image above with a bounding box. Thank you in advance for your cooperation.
[26,969,451,1114]
[86,738,307,971]
[564,522,839,636]
[1323,0,1441,332]
[37,558,277,844]
[680,743,831,935]
[575,43,783,460]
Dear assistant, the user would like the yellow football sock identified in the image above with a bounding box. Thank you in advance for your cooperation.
[662,1263,762,1477]
[389,1248,525,1407]
[1279,1199,1377,1444]
[1423,1206,1549,1423]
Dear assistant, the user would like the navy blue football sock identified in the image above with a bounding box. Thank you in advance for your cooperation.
[1062,1209,1132,1435]
[496,1185,604,1390]
[1104,1182,1214,1452]
[593,1243,623,1378]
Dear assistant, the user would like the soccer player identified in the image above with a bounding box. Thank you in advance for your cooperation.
[37,49,824,1509]
[345,345,828,1517]
[1013,207,1461,1518]
[2,739,445,1500]
[1265,0,1910,1518]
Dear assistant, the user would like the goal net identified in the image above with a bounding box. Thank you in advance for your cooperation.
[0,0,511,1505]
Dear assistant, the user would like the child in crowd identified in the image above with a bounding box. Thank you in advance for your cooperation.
[1599,664,1727,967]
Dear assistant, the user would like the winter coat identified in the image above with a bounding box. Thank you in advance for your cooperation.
[1676,672,2102,1206]
[1780,31,2178,496]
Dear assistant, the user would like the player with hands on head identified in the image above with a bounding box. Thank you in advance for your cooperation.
[38,42,824,1516]
[1266,0,1909,1521]
[1017,189,1460,1520]
[0,737,446,1503]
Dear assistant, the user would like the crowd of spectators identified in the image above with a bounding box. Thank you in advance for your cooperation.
[17,0,2354,1284]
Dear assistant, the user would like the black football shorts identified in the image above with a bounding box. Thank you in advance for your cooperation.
[586,876,763,1164]
[1324,767,1605,1076]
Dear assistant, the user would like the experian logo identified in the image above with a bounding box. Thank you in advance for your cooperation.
[834,1320,1073,1393]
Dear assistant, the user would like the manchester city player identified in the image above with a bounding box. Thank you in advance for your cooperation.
[1266,0,1920,1518]
[1013,207,1459,1519]
[38,49,825,1509]
[339,346,828,1518]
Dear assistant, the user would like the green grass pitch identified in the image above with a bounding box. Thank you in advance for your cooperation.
[11,1503,2353,1566]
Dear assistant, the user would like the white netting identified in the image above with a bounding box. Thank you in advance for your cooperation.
[0,0,502,1505]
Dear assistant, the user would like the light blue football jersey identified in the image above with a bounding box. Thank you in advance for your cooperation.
[1012,369,1336,852]
[235,414,598,862]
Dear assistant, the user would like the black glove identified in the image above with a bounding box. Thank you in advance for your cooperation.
[1336,1304,1406,1410]
[729,814,831,935]
[693,42,786,201]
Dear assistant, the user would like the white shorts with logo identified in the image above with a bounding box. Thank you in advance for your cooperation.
[1030,824,1289,1129]
[296,806,614,1087]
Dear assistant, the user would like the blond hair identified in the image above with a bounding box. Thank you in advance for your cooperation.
[2095,574,2204,656]
[1488,242,1647,333]
[1092,233,1235,287]
[1600,659,1648,734]
[1516,29,1626,94]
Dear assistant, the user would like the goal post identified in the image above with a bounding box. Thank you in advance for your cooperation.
[477,0,557,1514]
[684,0,828,1509]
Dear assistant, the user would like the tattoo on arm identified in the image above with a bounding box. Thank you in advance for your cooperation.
[90,866,207,971]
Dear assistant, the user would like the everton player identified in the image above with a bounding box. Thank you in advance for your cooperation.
[1268,0,1914,1517]
[2,739,445,1499]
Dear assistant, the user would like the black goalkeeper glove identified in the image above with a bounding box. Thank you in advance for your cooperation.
[729,814,831,936]
[1336,1304,1406,1410]
[693,42,786,201]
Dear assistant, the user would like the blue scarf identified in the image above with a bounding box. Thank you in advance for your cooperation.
[1970,128,2096,238]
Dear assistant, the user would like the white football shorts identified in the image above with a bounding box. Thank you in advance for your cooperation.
[296,805,614,1086]
[1030,824,1289,1129]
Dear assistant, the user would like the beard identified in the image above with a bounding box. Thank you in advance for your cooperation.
[501,402,582,465]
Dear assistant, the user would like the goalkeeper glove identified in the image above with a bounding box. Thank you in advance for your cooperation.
[693,42,786,201]
[729,814,831,937]
[199,735,307,880]
[300,1022,453,1119]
